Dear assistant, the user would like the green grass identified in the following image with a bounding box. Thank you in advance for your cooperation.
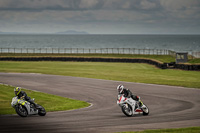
[0,84,90,115]
[118,127,200,133]
[1,53,200,64]
[0,53,176,63]
[0,61,200,88]
[188,58,200,64]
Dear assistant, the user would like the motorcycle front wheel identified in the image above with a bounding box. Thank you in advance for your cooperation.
[15,105,28,117]
[121,104,133,117]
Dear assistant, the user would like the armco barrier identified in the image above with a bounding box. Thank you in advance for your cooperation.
[0,57,199,71]
[174,64,200,71]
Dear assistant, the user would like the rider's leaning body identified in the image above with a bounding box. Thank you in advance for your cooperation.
[117,84,143,107]
[14,87,38,108]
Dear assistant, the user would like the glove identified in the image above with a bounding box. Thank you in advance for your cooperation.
[20,96,25,99]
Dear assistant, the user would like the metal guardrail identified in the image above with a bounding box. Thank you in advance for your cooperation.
[190,51,200,58]
[0,48,171,55]
[0,48,199,58]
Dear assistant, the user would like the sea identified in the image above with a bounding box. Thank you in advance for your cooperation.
[0,34,200,52]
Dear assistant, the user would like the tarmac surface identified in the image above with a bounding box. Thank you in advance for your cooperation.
[0,72,200,133]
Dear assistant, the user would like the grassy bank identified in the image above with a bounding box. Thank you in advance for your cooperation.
[0,61,200,88]
[118,127,200,133]
[0,53,176,63]
[188,58,200,64]
[0,84,90,115]
[1,53,200,64]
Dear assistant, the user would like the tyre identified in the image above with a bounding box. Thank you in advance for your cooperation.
[15,105,28,117]
[37,104,46,116]
[142,104,149,116]
[121,104,133,117]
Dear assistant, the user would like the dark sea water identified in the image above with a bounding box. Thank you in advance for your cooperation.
[0,34,200,52]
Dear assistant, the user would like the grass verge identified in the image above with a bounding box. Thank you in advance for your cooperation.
[0,84,90,115]
[118,127,200,133]
[0,53,176,63]
[0,61,200,88]
[188,58,200,64]
[1,53,199,64]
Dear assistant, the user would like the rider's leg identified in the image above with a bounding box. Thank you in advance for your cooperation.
[27,99,38,108]
[131,95,143,107]
[131,95,137,100]
[138,99,143,107]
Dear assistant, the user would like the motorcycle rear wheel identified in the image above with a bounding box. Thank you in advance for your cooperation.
[37,104,46,116]
[142,104,149,115]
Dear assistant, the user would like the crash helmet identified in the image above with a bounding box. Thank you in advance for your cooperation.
[117,84,124,93]
[14,87,21,96]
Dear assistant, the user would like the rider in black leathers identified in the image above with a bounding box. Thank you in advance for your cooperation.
[117,85,143,107]
[14,87,38,108]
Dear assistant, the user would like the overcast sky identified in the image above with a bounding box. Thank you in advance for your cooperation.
[0,0,200,34]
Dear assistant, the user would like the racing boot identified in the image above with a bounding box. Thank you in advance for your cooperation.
[29,100,39,109]
[135,96,143,108]
[33,103,40,109]
[138,100,143,108]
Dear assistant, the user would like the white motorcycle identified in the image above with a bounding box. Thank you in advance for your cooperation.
[117,94,149,117]
[11,96,46,117]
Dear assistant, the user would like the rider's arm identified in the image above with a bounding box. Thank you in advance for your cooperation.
[123,89,131,98]
[20,91,27,99]
[126,89,133,98]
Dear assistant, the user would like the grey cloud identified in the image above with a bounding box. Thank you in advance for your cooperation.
[0,0,166,11]
[0,0,200,34]
[0,0,199,11]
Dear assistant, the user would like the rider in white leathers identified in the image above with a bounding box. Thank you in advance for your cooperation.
[117,84,143,107]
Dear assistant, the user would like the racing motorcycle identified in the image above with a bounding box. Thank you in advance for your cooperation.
[11,96,46,117]
[117,94,149,117]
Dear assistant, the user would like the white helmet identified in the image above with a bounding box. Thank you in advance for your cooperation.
[117,84,124,93]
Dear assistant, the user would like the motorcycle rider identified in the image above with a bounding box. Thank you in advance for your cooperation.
[14,87,38,108]
[117,84,143,107]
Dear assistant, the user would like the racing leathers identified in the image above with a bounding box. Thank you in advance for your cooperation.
[16,91,37,108]
[119,88,143,107]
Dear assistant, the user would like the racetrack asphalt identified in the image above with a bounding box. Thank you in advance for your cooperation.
[0,72,200,133]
